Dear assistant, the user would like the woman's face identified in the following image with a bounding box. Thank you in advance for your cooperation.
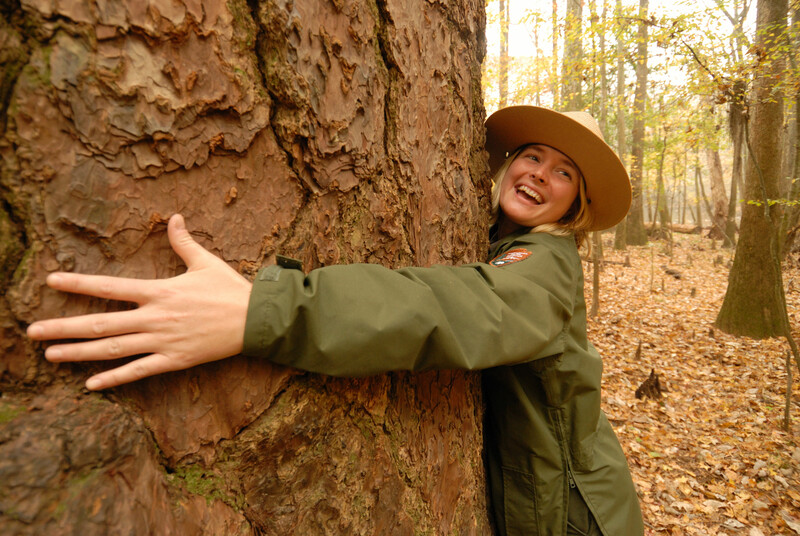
[498,144,581,230]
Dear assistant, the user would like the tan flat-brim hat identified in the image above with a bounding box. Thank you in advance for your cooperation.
[485,105,631,231]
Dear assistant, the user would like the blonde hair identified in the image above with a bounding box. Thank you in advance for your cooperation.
[490,145,594,248]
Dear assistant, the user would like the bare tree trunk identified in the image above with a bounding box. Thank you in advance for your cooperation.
[561,0,583,110]
[626,0,649,245]
[533,13,543,106]
[655,131,671,240]
[706,148,730,243]
[681,154,688,225]
[552,0,560,109]
[716,0,788,339]
[0,1,492,534]
[613,0,628,250]
[781,3,800,255]
[499,0,510,107]
[697,156,718,231]
[590,0,607,317]
[694,152,705,227]
[728,80,747,246]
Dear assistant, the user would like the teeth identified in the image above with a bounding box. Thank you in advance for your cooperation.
[518,185,543,203]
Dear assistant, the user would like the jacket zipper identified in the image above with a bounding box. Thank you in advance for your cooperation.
[549,407,578,489]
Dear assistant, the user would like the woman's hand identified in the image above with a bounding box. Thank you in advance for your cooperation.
[27,214,253,390]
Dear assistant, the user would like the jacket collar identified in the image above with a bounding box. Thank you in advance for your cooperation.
[488,225,531,259]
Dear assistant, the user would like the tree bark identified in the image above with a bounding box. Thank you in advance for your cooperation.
[552,0,560,109]
[781,4,800,255]
[626,0,649,246]
[716,0,788,339]
[706,147,730,242]
[727,79,747,246]
[589,0,606,317]
[694,152,705,226]
[499,0,510,107]
[655,131,671,242]
[561,0,583,110]
[0,1,492,534]
[613,0,628,250]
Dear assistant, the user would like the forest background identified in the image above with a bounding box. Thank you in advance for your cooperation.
[481,0,800,533]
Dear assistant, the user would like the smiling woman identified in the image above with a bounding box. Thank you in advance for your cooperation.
[494,144,581,235]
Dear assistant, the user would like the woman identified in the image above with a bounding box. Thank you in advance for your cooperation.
[28,105,644,535]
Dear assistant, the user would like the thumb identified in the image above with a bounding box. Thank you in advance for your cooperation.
[168,214,211,269]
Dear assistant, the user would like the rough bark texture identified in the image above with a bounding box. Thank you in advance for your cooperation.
[715,0,787,339]
[0,1,492,534]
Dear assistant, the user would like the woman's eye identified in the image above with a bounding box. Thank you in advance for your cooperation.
[527,155,539,162]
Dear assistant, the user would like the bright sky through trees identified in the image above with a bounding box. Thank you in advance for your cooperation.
[483,0,758,113]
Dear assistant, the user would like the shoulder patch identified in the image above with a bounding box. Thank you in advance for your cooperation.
[489,247,532,267]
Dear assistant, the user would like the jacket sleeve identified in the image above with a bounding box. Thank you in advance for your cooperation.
[241,238,578,376]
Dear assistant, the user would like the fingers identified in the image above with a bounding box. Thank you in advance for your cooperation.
[44,272,150,303]
[168,214,213,270]
[27,309,143,342]
[43,332,153,363]
[84,353,181,390]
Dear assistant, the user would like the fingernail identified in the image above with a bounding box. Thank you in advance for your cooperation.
[86,377,102,390]
[47,273,63,287]
[45,347,62,361]
[28,325,43,338]
[173,214,185,230]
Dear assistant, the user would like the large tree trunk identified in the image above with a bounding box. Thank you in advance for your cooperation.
[0,1,492,534]
[626,0,649,246]
[715,0,788,339]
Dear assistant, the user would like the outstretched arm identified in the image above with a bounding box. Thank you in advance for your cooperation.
[26,214,253,391]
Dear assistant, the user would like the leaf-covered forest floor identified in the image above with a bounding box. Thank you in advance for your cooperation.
[586,232,800,536]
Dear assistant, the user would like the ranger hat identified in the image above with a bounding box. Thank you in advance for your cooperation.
[485,105,631,231]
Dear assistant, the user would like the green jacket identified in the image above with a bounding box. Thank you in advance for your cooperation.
[243,230,644,536]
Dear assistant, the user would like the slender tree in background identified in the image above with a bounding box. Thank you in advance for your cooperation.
[530,10,544,106]
[706,145,731,242]
[654,126,672,241]
[561,0,584,110]
[589,0,608,317]
[717,0,751,247]
[727,79,747,245]
[781,3,800,255]
[626,0,650,245]
[552,0,561,109]
[0,1,491,534]
[614,0,628,250]
[716,0,789,338]
[499,0,510,107]
[694,151,706,226]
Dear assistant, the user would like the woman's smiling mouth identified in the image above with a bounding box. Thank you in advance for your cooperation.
[516,184,543,204]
